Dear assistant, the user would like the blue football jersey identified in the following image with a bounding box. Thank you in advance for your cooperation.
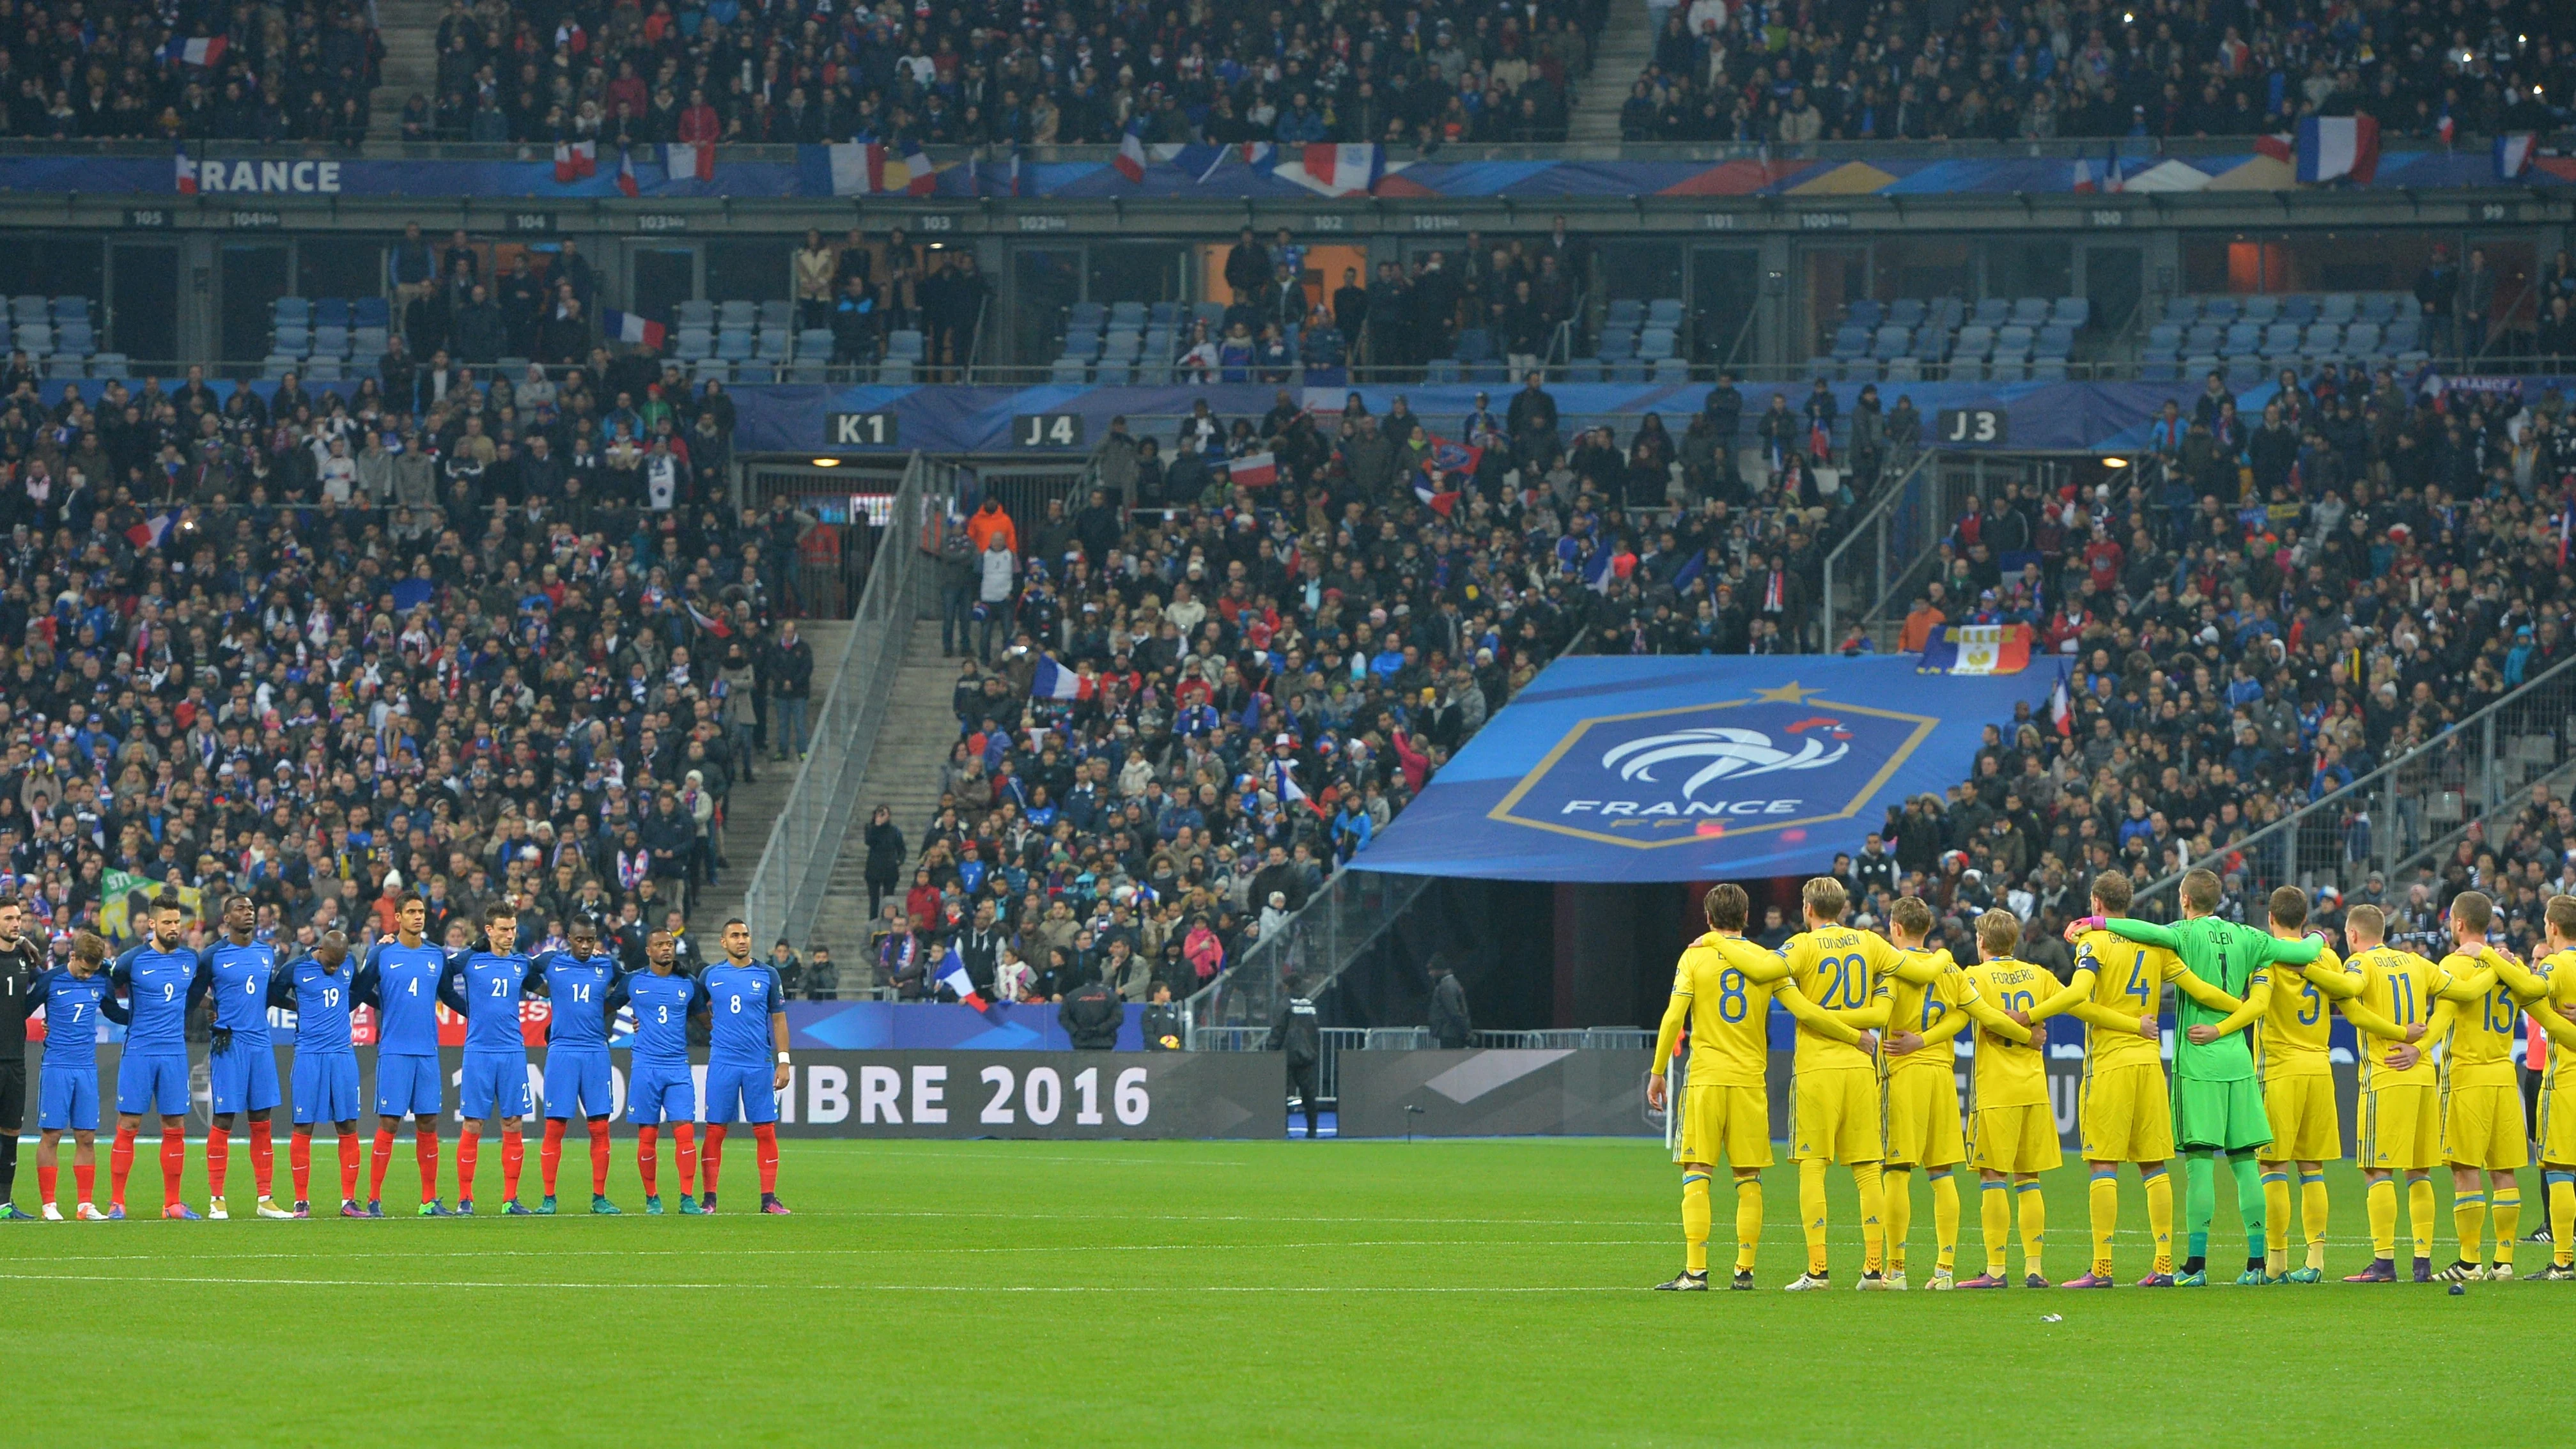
[109,945,207,1054]
[625,970,706,1064]
[205,938,279,1038]
[451,952,536,1053]
[284,958,357,1054]
[29,968,112,1069]
[536,952,623,1049]
[702,963,785,1065]
[360,941,451,1055]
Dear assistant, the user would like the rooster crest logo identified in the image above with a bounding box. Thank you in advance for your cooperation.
[1599,718,1853,799]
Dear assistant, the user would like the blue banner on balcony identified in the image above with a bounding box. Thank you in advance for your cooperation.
[1356,656,2057,882]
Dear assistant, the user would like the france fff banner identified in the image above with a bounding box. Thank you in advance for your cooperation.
[1356,656,2054,882]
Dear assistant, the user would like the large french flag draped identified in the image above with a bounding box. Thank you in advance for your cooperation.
[553,140,596,182]
[822,142,932,195]
[162,36,226,65]
[1289,143,1383,196]
[602,308,666,349]
[2295,115,2380,183]
[2496,132,2536,180]
[1031,656,1092,701]
[664,142,716,182]
[174,144,196,194]
[1114,129,1148,183]
[1917,623,2032,675]
[1227,451,1277,487]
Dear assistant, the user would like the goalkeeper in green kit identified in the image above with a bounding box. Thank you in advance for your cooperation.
[2068,868,2320,1286]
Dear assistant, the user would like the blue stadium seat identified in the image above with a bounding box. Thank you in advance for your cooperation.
[2241,295,2280,323]
[1638,328,1677,360]
[2010,297,2050,325]
[2053,297,2090,329]
[1645,298,1684,328]
[1886,298,1926,328]
[1108,300,1147,330]
[1972,297,2011,326]
[313,297,350,329]
[676,300,717,329]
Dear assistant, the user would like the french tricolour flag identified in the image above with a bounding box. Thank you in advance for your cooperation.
[665,142,715,182]
[903,142,936,196]
[1917,623,2032,675]
[1227,451,1276,487]
[933,944,991,1013]
[1114,128,1147,183]
[1298,143,1383,196]
[2497,132,2537,181]
[162,36,226,66]
[616,145,639,197]
[554,139,596,182]
[1031,656,1093,701]
[2295,114,2380,184]
[174,143,196,194]
[602,307,666,350]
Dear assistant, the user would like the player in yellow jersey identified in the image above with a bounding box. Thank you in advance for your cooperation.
[1951,911,2061,1288]
[1773,876,1910,1291]
[1647,884,1866,1291]
[2333,903,2453,1283]
[2490,894,2576,1280]
[1879,894,2033,1290]
[2426,891,2529,1282]
[2244,886,2353,1284]
[2057,872,2234,1287]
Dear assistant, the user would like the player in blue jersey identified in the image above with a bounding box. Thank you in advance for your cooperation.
[28,931,125,1220]
[352,892,456,1216]
[439,903,539,1215]
[202,893,292,1220]
[107,894,212,1220]
[530,918,628,1214]
[701,918,791,1214]
[625,927,708,1214]
[270,930,364,1217]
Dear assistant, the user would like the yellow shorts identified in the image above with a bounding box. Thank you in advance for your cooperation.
[2078,1060,2174,1163]
[1882,1067,1964,1169]
[1789,1068,1882,1163]
[2442,1081,2530,1170]
[1677,1083,1773,1169]
[2361,1082,2440,1172]
[2261,1071,2342,1163]
[2541,1079,2576,1166]
[1969,1101,2063,1175]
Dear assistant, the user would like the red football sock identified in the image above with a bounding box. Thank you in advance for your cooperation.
[414,1128,438,1203]
[502,1129,525,1201]
[636,1125,660,1197]
[109,1125,136,1208]
[205,1126,229,1202]
[37,1155,56,1207]
[338,1131,361,1203]
[368,1127,396,1200]
[541,1119,566,1196]
[456,1127,480,1202]
[160,1126,185,1207]
[74,1160,93,1204]
[290,1130,313,1202]
[588,1120,612,1196]
[249,1121,274,1197]
[674,1122,698,1195]
[703,1124,725,1197]
[754,1123,779,1195]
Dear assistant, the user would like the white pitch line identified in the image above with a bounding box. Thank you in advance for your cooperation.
[0,1271,1638,1294]
[3,1238,1672,1265]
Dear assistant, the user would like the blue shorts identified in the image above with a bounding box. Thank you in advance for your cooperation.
[459,1050,532,1120]
[115,1051,189,1117]
[543,1048,615,1120]
[292,1053,361,1125]
[373,1053,444,1120]
[40,1065,98,1132]
[705,1061,779,1126]
[210,1039,283,1115]
[626,1060,697,1126]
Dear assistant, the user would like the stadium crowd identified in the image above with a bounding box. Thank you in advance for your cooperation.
[1622,0,2572,144]
[0,0,384,144]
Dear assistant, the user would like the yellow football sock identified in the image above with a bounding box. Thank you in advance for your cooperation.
[2549,1173,2575,1268]
[2017,1181,2045,1277]
[2368,1177,2398,1260]
[1883,1168,1913,1272]
[2409,1176,2436,1260]
[2144,1166,2174,1273]
[1980,1179,2010,1277]
[2491,1186,2520,1268]
[2260,1169,2292,1257]
[1680,1173,1711,1275]
[2453,1188,2487,1266]
[1734,1176,1762,1275]
[1930,1170,1960,1271]
[2300,1174,2329,1271]
[1854,1161,1888,1274]
[1798,1158,1829,1275]
[2088,1170,2118,1276]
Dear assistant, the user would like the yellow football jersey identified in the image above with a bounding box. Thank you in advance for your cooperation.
[2070,927,2187,1068]
[2536,949,2576,1094]
[2344,944,2446,1085]
[1776,924,1898,1071]
[2438,947,2521,1089]
[1959,955,2052,1108]
[1883,945,1974,1078]
[2253,944,2344,1079]
[1657,932,1790,1088]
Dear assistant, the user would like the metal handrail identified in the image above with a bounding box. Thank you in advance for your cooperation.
[1815,445,1938,646]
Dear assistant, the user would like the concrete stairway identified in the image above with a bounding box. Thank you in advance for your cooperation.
[693,619,850,933]
[1569,0,1661,143]
[370,0,448,139]
[808,617,963,972]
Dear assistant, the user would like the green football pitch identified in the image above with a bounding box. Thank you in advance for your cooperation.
[0,1137,2559,1446]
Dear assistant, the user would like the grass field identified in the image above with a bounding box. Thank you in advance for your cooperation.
[0,1138,2559,1446]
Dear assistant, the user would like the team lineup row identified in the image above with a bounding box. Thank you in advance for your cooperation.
[9,891,795,1221]
[1647,871,2576,1291]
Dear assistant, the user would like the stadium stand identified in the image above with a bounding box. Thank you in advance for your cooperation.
[0,0,385,142]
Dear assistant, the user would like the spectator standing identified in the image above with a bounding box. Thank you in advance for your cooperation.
[863,806,906,919]
[1429,956,1473,1048]
[766,621,813,763]
[1061,975,1121,1050]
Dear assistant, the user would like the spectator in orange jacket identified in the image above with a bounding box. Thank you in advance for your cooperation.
[965,495,1018,555]
[1899,586,1949,654]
